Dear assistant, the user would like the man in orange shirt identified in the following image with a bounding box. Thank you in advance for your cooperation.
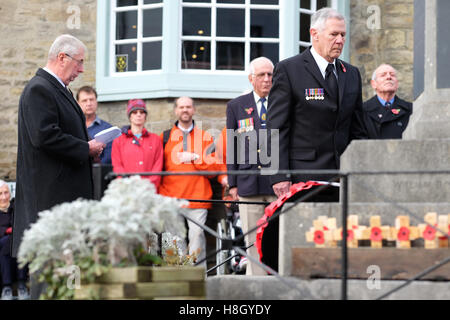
[159,97,227,267]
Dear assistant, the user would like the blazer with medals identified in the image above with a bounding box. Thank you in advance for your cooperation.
[13,68,94,257]
[226,92,274,197]
[267,48,368,185]
[362,95,412,139]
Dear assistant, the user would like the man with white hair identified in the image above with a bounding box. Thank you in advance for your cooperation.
[15,34,105,298]
[267,8,367,201]
[226,57,277,275]
[362,64,412,139]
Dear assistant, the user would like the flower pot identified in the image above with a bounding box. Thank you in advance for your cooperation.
[74,266,206,300]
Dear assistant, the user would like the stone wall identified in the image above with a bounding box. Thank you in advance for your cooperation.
[0,0,414,180]
[350,0,414,102]
[0,0,97,180]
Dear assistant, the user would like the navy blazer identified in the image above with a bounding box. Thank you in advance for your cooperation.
[226,92,274,197]
[267,48,368,185]
[362,95,412,139]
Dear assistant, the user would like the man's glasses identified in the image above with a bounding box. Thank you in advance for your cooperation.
[65,53,84,66]
[253,72,273,79]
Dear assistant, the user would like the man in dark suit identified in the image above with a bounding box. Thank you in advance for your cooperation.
[226,57,277,275]
[267,8,367,201]
[363,64,412,139]
[14,34,105,298]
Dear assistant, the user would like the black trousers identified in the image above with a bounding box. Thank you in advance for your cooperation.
[0,235,28,286]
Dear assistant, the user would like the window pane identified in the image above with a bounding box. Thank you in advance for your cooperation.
[217,9,245,37]
[317,0,331,10]
[116,11,137,40]
[182,41,211,70]
[183,8,211,36]
[251,10,279,38]
[251,43,279,64]
[143,8,163,37]
[116,44,137,72]
[117,0,137,7]
[143,42,162,70]
[300,13,311,42]
[300,45,308,53]
[183,0,211,3]
[251,0,278,4]
[216,42,244,70]
[144,0,162,3]
[300,0,311,9]
[218,0,245,3]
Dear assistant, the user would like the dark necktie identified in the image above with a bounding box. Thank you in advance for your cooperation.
[385,101,391,108]
[326,63,338,103]
[259,97,267,127]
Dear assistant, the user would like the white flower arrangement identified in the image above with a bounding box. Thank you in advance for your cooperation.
[18,176,188,274]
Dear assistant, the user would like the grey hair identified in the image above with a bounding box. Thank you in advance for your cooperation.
[310,8,345,32]
[249,57,274,75]
[0,180,9,190]
[48,34,87,61]
[371,64,397,81]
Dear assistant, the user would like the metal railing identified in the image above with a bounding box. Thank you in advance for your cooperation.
[96,165,450,300]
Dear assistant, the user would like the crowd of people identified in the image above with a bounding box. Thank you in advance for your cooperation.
[6,7,413,299]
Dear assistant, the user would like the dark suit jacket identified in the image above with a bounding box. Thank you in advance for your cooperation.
[362,95,412,139]
[226,92,274,197]
[13,68,93,257]
[267,48,367,185]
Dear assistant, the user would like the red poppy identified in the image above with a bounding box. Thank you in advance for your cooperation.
[341,229,354,241]
[370,227,383,242]
[392,109,401,115]
[397,227,410,241]
[314,230,325,245]
[245,107,254,115]
[423,225,436,241]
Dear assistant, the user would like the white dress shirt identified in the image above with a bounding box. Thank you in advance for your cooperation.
[310,46,338,80]
[252,91,268,119]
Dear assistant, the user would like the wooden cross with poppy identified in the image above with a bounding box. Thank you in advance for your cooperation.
[395,216,420,249]
[305,216,337,248]
[333,215,363,248]
[436,214,450,248]
[361,216,394,248]
[418,212,441,249]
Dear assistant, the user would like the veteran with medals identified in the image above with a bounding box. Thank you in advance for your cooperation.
[226,57,277,275]
[267,8,368,202]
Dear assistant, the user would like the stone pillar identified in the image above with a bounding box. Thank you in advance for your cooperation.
[341,0,450,203]
[404,0,450,139]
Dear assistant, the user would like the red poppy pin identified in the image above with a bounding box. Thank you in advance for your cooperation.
[314,230,325,245]
[370,227,383,242]
[392,109,401,115]
[397,227,410,241]
[423,225,436,241]
[245,107,254,115]
[340,61,346,73]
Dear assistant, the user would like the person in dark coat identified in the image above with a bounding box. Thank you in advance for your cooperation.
[226,57,277,275]
[14,34,105,299]
[0,181,29,300]
[362,64,413,139]
[267,8,367,202]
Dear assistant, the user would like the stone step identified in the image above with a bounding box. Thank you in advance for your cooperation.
[206,275,450,300]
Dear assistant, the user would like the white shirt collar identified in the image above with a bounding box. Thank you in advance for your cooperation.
[43,67,66,88]
[177,122,194,133]
[252,91,268,117]
[310,47,337,79]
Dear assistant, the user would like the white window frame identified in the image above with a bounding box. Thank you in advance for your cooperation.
[96,0,350,102]
[179,0,280,74]
[111,1,164,75]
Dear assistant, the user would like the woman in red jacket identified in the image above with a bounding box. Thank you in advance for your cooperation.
[112,99,163,190]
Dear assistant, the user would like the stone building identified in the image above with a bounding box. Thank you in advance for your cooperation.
[0,0,414,180]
